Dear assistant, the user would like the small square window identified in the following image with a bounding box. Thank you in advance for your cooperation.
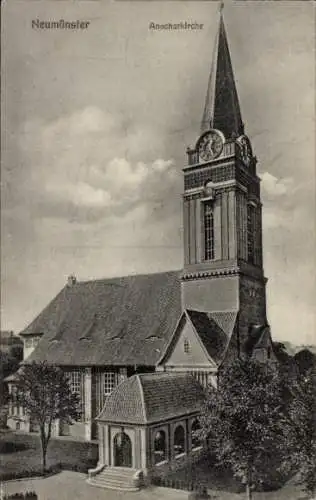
[184,339,190,354]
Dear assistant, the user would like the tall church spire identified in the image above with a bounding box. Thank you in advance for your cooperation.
[201,7,244,138]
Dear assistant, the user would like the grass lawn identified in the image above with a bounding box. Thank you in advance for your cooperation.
[0,431,98,476]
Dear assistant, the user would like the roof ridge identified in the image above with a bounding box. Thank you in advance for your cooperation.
[138,372,191,381]
[186,309,238,314]
[77,269,182,285]
[210,309,238,314]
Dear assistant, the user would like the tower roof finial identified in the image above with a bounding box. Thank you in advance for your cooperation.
[200,4,244,138]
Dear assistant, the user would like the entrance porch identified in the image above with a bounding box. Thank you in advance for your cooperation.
[89,372,206,490]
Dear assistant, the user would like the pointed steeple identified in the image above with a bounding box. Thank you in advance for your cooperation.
[201,7,244,139]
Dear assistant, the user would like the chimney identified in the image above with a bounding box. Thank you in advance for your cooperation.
[67,274,77,286]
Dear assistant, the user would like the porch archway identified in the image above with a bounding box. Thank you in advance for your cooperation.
[174,424,185,456]
[153,430,166,464]
[114,431,132,467]
[191,419,201,449]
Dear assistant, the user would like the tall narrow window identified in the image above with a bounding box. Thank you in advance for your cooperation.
[68,371,81,394]
[254,206,262,266]
[204,202,214,261]
[66,370,84,421]
[103,372,119,397]
[183,338,190,354]
[247,204,255,264]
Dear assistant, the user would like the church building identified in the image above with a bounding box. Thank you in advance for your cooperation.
[7,10,276,484]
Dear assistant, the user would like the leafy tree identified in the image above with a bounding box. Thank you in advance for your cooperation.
[197,359,292,500]
[285,367,316,498]
[14,361,80,471]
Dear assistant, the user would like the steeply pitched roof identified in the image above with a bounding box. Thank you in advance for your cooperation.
[158,309,237,367]
[97,372,205,425]
[187,310,236,364]
[22,270,182,366]
[201,12,244,138]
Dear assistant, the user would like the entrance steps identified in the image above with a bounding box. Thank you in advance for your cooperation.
[88,466,141,491]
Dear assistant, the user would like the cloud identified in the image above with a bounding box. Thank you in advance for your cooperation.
[17,107,178,222]
[260,171,294,197]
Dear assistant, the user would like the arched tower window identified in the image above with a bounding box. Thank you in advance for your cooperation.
[204,202,214,261]
[247,203,255,264]
[174,425,185,456]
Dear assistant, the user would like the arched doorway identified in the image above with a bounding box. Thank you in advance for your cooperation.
[114,431,132,467]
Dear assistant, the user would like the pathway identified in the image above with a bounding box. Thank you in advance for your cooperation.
[1,471,189,500]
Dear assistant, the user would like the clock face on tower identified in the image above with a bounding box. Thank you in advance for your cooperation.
[237,135,253,166]
[197,129,224,162]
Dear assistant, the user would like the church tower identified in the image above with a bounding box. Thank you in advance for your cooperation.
[181,10,268,355]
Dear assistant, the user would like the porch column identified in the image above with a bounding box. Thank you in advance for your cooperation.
[54,418,61,437]
[8,383,12,417]
[168,422,173,461]
[98,424,107,464]
[140,427,147,470]
[104,424,110,465]
[108,426,112,465]
[186,418,190,453]
[84,368,92,441]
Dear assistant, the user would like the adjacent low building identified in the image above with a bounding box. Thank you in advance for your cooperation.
[95,372,205,472]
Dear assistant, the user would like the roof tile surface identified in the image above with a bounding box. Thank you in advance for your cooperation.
[97,372,205,424]
[23,270,182,366]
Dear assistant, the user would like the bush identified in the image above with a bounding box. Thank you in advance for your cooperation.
[0,441,30,454]
[188,486,212,500]
[0,463,62,481]
[25,493,37,500]
[59,461,95,473]
[0,460,97,481]
[3,494,37,500]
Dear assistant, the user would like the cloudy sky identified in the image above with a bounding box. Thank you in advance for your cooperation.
[1,0,315,345]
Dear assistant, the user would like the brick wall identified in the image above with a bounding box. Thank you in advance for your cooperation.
[239,276,267,354]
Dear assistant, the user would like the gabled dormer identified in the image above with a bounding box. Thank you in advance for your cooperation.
[20,333,43,360]
[157,309,238,387]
